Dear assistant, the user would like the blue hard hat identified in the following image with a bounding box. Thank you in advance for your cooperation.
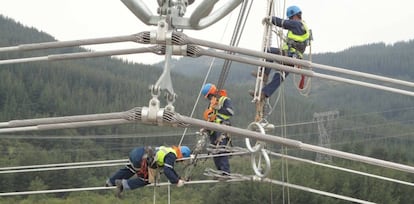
[201,83,216,98]
[286,5,301,18]
[180,146,191,158]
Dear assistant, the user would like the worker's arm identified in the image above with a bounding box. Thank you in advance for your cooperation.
[217,98,234,116]
[271,17,306,35]
[163,153,180,184]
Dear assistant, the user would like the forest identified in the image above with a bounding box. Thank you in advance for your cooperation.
[0,15,413,203]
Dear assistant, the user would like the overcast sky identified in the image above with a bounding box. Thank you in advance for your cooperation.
[0,0,413,64]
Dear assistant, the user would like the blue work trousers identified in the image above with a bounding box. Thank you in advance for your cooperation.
[210,131,230,174]
[262,47,293,97]
[107,165,148,190]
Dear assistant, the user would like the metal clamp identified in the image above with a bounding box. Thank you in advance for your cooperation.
[141,85,161,124]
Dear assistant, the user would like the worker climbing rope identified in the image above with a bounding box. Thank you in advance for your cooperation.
[200,83,234,177]
[251,5,311,121]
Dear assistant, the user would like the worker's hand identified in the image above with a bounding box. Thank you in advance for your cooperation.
[262,16,272,25]
[213,101,222,110]
[203,108,216,122]
[209,97,219,109]
[177,179,185,187]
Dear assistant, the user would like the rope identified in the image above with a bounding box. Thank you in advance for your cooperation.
[0,159,127,171]
[216,0,252,90]
[202,169,376,204]
[279,84,291,204]
[252,0,275,122]
[176,114,414,173]
[0,162,126,174]
[0,176,376,204]
[1,107,414,175]
[177,1,237,147]
[267,150,414,187]
[177,56,215,146]
[1,148,411,187]
[0,177,376,203]
[0,143,410,203]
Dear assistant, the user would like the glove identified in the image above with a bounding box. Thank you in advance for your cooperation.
[203,108,216,122]
[262,16,272,25]
[177,179,185,187]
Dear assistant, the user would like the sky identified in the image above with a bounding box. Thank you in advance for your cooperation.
[0,0,413,64]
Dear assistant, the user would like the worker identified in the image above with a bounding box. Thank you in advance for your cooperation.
[252,5,310,99]
[105,145,191,198]
[200,83,234,176]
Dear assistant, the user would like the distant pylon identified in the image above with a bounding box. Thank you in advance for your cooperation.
[313,110,339,162]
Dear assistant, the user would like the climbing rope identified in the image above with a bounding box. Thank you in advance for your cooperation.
[180,0,252,182]
[216,0,252,91]
[278,84,291,204]
[293,28,313,96]
[178,6,237,182]
[252,0,275,122]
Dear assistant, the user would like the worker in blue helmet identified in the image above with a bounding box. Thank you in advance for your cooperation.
[106,145,191,198]
[200,83,234,176]
[251,5,310,99]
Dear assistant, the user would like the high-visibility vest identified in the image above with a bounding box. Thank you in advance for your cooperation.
[154,146,176,167]
[282,20,309,57]
[214,96,231,123]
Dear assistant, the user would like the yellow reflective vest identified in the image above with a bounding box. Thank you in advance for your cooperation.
[214,96,231,123]
[154,146,176,167]
[282,20,310,58]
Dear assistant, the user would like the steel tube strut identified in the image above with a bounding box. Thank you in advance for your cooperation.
[0,46,161,65]
[180,33,414,88]
[0,35,138,52]
[176,114,414,174]
[194,48,414,97]
[0,107,413,174]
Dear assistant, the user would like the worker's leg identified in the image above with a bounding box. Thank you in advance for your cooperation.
[263,47,282,76]
[124,177,148,190]
[106,165,135,186]
[114,177,148,198]
[212,135,230,174]
[219,137,230,174]
[262,72,289,97]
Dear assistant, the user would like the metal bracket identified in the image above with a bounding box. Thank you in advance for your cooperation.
[141,85,162,124]
[122,0,243,30]
[151,19,177,111]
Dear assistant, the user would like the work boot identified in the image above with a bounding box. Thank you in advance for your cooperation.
[115,179,123,198]
[104,179,112,187]
[251,71,269,82]
[217,172,231,181]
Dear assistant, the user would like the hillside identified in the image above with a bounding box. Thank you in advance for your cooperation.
[0,15,413,204]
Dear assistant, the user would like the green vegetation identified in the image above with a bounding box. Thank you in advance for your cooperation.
[0,15,413,203]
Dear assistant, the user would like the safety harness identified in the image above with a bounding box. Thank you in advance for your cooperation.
[202,95,233,146]
[282,20,310,59]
